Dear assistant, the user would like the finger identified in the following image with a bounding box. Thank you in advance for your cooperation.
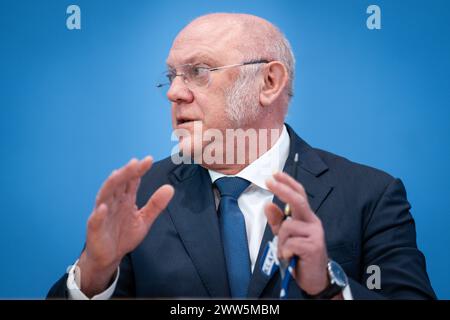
[139,184,175,226]
[125,176,140,196]
[96,158,138,205]
[112,157,143,191]
[266,178,315,223]
[272,172,317,222]
[273,172,306,197]
[96,169,119,206]
[87,203,108,232]
[121,156,153,197]
[117,156,152,199]
[264,202,284,235]
[281,237,312,260]
[96,157,149,206]
[278,219,311,249]
[137,156,153,176]
[113,179,128,199]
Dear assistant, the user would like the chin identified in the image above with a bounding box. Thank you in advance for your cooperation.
[177,137,203,163]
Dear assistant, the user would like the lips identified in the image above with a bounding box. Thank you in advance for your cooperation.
[176,116,198,126]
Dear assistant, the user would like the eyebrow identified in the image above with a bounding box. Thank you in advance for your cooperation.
[166,53,220,68]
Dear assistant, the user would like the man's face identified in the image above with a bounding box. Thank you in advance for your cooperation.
[166,21,250,159]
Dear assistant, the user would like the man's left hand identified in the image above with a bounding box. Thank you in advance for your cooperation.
[265,172,341,298]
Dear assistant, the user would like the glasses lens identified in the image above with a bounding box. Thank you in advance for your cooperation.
[187,65,209,87]
[155,64,211,100]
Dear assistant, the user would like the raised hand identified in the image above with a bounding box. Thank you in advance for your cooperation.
[77,156,174,297]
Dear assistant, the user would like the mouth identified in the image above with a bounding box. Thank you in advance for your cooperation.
[176,117,199,126]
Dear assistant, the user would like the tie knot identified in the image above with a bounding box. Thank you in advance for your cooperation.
[215,177,250,200]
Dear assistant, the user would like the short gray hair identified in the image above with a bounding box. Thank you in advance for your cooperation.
[237,21,296,101]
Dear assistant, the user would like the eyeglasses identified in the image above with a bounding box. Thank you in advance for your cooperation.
[156,59,270,94]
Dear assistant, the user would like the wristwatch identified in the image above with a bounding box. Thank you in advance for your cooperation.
[305,260,348,299]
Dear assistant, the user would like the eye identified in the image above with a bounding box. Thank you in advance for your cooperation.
[192,66,208,77]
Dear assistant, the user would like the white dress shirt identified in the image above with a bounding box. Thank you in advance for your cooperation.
[207,124,290,272]
[67,125,352,299]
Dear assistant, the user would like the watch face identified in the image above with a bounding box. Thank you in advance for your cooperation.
[329,260,348,288]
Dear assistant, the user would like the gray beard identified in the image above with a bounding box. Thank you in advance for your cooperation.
[224,70,261,127]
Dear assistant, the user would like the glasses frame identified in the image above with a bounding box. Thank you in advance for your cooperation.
[156,59,271,91]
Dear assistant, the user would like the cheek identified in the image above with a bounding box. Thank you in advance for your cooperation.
[197,92,230,130]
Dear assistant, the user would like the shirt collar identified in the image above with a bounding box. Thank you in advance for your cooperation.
[208,125,290,191]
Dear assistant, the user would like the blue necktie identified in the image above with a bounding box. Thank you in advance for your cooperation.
[215,177,251,298]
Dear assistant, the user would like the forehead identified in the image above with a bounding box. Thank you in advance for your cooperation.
[166,49,221,68]
[166,21,242,67]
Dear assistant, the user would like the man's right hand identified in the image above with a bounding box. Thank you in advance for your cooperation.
[77,156,174,298]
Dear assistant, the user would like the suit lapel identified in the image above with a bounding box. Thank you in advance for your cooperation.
[247,124,334,298]
[167,164,230,297]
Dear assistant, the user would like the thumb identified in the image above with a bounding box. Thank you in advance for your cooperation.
[139,184,175,226]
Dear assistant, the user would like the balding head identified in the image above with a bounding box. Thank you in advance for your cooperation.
[173,13,295,98]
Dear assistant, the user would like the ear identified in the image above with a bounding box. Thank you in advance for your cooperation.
[259,61,289,107]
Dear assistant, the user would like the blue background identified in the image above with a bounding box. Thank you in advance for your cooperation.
[0,0,449,299]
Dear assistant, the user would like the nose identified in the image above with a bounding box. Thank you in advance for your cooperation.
[167,76,194,104]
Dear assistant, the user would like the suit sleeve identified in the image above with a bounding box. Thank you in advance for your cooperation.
[111,254,136,298]
[46,254,135,299]
[349,178,436,299]
[47,273,70,299]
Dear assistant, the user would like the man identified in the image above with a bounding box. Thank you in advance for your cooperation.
[48,13,436,299]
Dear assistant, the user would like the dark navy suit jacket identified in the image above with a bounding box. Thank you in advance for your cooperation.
[48,125,436,299]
